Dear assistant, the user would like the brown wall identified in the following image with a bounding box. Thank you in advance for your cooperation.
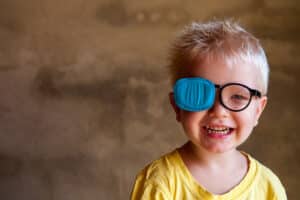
[0,0,299,199]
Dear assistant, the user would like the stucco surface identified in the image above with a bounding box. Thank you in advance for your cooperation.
[0,0,299,199]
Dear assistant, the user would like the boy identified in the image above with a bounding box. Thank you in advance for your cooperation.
[130,20,287,199]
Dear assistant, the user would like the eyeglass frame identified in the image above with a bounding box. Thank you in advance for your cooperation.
[214,82,262,112]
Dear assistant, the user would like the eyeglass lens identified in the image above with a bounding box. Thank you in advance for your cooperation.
[220,85,252,111]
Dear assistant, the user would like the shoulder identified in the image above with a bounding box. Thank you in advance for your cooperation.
[131,150,181,199]
[136,150,180,184]
[247,154,287,200]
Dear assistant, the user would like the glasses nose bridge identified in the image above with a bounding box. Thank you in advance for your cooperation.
[214,84,221,90]
[213,84,222,102]
[209,84,226,112]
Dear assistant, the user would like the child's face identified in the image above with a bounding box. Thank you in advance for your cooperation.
[170,57,267,154]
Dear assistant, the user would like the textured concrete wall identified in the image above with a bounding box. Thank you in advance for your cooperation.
[0,0,299,199]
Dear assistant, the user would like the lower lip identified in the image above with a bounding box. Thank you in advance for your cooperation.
[203,128,234,139]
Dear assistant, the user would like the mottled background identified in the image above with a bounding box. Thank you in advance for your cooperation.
[0,0,299,199]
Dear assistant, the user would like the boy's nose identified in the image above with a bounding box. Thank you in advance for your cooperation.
[208,95,229,118]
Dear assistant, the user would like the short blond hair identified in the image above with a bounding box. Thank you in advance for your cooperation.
[167,20,269,94]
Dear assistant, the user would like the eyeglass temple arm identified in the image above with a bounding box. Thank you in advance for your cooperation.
[251,89,261,98]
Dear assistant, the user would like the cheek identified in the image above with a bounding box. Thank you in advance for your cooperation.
[180,111,206,129]
[237,107,258,129]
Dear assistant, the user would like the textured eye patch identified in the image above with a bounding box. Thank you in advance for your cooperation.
[173,78,216,112]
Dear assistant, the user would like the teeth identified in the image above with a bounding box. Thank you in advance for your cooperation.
[205,126,231,135]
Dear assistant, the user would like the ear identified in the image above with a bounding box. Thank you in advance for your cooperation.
[169,92,181,122]
[254,96,268,126]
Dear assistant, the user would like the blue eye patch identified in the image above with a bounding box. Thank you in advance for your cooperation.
[173,77,216,112]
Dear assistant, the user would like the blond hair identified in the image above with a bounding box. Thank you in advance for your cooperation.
[167,20,269,94]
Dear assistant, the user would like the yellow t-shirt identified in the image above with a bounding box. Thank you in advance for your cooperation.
[131,150,287,200]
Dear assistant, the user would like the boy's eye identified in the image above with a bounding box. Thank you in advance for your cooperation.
[230,94,249,101]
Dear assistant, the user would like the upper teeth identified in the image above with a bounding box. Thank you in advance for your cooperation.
[206,126,230,135]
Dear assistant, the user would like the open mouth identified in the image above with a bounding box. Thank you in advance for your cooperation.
[203,125,234,137]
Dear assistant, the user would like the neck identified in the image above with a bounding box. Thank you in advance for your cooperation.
[179,141,245,170]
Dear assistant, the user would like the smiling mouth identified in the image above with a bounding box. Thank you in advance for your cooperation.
[204,125,234,136]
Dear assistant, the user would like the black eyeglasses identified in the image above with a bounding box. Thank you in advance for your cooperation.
[214,83,262,112]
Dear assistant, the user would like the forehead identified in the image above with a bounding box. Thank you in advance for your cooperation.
[189,57,263,90]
